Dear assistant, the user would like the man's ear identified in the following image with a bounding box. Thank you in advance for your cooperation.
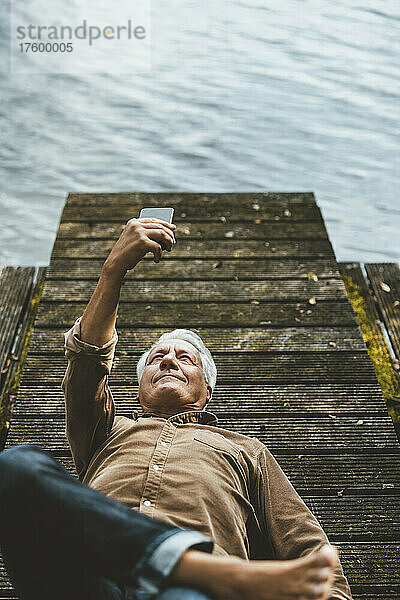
[206,385,212,403]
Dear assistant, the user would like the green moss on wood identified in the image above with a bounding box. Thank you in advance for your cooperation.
[0,276,45,435]
[341,271,400,423]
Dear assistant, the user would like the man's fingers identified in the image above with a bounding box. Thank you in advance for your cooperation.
[145,227,175,251]
[138,217,176,232]
[147,240,163,263]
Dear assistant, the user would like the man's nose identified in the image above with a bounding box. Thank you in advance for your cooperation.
[160,353,179,370]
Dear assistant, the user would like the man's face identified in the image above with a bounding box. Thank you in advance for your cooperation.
[136,338,212,417]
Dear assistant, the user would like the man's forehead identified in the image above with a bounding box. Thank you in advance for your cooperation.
[148,338,200,357]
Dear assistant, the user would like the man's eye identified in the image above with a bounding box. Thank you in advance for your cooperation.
[150,354,162,362]
[180,355,193,362]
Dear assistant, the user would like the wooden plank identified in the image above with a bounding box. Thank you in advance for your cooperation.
[339,263,400,444]
[28,327,367,353]
[62,192,324,222]
[0,267,35,374]
[302,496,400,540]
[41,279,348,303]
[20,451,400,495]
[365,263,400,361]
[46,258,341,280]
[18,352,377,384]
[34,301,358,328]
[11,383,387,416]
[1,542,399,591]
[6,415,398,452]
[339,263,400,402]
[0,268,47,447]
[58,221,329,240]
[65,192,317,206]
[51,239,335,259]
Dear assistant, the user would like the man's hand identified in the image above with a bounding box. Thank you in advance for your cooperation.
[104,217,176,276]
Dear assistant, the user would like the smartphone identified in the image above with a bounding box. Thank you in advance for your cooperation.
[139,207,174,224]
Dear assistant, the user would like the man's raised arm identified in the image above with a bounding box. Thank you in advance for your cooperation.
[61,217,176,479]
[80,217,176,346]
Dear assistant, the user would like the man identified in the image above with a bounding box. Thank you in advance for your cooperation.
[0,217,352,600]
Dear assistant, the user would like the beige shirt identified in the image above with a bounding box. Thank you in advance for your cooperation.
[62,317,352,599]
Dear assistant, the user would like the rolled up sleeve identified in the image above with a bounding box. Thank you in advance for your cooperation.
[254,447,353,600]
[61,316,118,480]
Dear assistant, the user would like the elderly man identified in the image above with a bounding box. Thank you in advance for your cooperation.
[0,218,352,600]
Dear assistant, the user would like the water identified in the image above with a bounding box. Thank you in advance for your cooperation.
[1,0,399,266]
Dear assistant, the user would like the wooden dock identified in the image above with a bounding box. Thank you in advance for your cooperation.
[0,192,399,599]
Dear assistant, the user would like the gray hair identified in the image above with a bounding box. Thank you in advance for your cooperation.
[136,329,217,390]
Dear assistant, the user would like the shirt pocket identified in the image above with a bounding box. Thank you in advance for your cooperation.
[193,430,243,459]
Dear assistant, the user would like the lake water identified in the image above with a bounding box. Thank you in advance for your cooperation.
[0,0,399,266]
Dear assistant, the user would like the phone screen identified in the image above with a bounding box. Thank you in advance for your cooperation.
[139,207,174,223]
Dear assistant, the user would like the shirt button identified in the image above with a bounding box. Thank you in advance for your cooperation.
[160,441,168,446]
[143,500,152,507]
[153,464,161,471]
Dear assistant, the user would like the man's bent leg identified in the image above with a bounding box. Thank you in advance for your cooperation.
[0,444,213,600]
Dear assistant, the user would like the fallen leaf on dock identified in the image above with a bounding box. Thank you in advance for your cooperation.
[251,300,260,305]
[337,490,344,497]
[329,341,337,348]
[220,216,226,222]
[380,281,391,292]
[1,357,11,373]
[307,272,319,282]
[233,275,239,281]
[356,420,364,426]
[283,208,292,217]
[212,261,222,269]
[308,296,317,305]
[225,231,234,238]
[254,219,261,224]
[252,203,260,211]
[328,414,337,419]
[393,300,399,308]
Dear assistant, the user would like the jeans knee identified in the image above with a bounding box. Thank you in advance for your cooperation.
[0,444,48,496]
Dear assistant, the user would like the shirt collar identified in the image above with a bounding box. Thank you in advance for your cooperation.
[131,409,218,426]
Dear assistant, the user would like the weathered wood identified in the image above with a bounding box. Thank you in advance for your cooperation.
[0,267,35,375]
[65,192,317,206]
[11,383,387,416]
[6,415,398,452]
[34,301,358,328]
[0,268,47,446]
[365,263,400,361]
[41,279,347,303]
[51,238,335,259]
[62,192,324,223]
[58,221,329,240]
[339,263,400,446]
[339,263,400,403]
[28,327,366,353]
[47,258,341,280]
[18,352,377,384]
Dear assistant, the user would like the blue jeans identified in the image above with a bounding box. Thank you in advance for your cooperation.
[0,444,213,600]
